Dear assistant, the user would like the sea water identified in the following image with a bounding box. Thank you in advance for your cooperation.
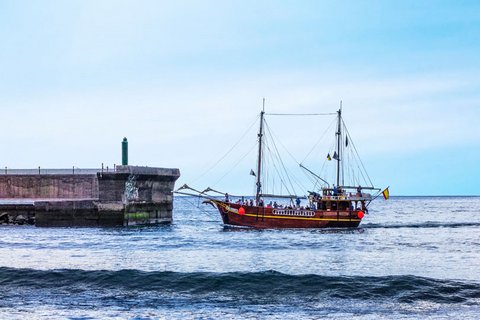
[0,196,479,319]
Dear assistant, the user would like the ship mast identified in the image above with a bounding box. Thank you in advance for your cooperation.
[256,98,265,205]
[336,101,342,187]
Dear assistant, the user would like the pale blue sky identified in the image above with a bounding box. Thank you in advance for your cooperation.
[0,1,479,195]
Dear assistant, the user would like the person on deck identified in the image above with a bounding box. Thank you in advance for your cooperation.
[295,197,301,207]
[333,184,338,196]
[225,193,229,203]
[357,185,362,197]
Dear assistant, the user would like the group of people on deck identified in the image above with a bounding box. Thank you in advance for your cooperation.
[324,185,363,198]
[224,184,366,210]
[225,193,311,210]
[326,184,343,196]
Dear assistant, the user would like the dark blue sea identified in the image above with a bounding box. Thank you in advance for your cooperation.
[0,196,479,319]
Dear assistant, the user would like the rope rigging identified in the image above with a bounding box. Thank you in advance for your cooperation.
[263,121,296,196]
[265,113,337,116]
[185,104,376,199]
[191,114,259,185]
[301,117,337,164]
[341,119,374,187]
[212,141,257,187]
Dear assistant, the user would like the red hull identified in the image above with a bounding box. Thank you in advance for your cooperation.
[211,200,362,229]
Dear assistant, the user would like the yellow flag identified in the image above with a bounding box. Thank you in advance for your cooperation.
[382,187,390,200]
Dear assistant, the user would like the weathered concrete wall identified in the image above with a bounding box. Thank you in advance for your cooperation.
[34,200,125,227]
[0,166,180,227]
[96,166,180,226]
[98,166,179,203]
[0,175,98,199]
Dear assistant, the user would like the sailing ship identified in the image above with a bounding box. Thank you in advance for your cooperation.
[177,101,388,228]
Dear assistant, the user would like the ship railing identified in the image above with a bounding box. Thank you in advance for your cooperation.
[321,195,349,201]
[321,193,372,201]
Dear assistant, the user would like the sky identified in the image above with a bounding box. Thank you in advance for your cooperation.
[0,0,479,196]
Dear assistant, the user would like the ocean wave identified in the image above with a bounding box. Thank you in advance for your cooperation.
[1,267,478,304]
[363,222,480,229]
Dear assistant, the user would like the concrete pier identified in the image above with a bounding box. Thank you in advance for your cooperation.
[0,166,180,227]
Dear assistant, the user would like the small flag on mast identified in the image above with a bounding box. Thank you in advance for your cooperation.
[346,136,349,147]
[249,169,256,176]
[382,187,390,200]
[327,153,332,161]
[333,151,338,160]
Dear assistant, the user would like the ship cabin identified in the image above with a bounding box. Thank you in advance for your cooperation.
[308,187,371,212]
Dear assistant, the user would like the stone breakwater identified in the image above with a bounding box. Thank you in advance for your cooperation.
[0,166,180,227]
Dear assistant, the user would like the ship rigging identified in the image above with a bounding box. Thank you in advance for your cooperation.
[176,100,388,228]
